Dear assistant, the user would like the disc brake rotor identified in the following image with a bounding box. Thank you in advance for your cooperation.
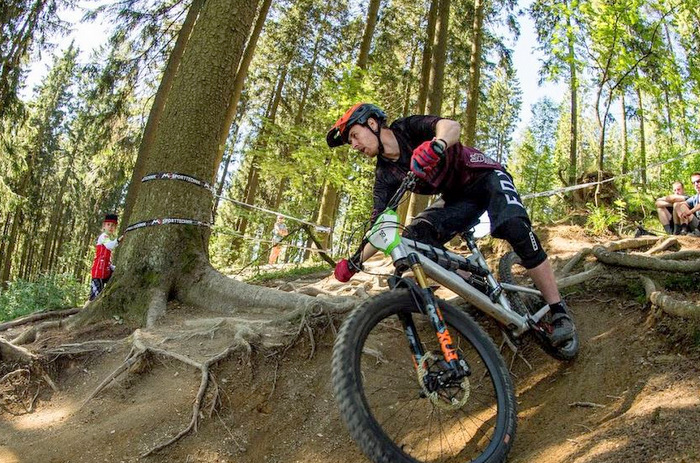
[416,351,470,410]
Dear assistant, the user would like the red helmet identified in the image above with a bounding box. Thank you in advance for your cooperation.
[326,103,387,148]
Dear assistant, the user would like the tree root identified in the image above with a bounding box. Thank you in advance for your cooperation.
[0,308,80,332]
[0,338,59,392]
[557,264,604,289]
[592,246,700,272]
[639,276,700,321]
[644,237,679,255]
[559,236,661,275]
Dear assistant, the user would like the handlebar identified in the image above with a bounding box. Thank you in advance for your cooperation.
[349,172,418,268]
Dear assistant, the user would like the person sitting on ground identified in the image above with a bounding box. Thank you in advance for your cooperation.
[268,215,289,265]
[326,102,575,346]
[654,181,687,234]
[674,172,700,236]
[90,214,119,301]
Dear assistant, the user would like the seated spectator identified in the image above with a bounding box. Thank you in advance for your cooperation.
[655,181,687,234]
[674,172,700,236]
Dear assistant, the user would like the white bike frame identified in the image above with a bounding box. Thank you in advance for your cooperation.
[366,211,550,337]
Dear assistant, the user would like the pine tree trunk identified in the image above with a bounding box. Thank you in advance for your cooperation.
[416,0,439,113]
[358,0,381,70]
[464,0,483,145]
[316,180,338,250]
[75,0,260,326]
[214,0,272,171]
[637,86,647,187]
[408,0,450,221]
[427,0,450,115]
[212,123,241,220]
[120,0,205,233]
[567,7,578,187]
[620,93,629,174]
[1,210,22,285]
[234,66,286,243]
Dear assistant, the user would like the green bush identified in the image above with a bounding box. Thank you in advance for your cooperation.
[585,203,623,234]
[0,274,85,322]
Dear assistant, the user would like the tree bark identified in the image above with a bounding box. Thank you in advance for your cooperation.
[464,0,483,146]
[357,0,381,70]
[636,85,647,187]
[427,0,450,115]
[119,0,205,233]
[567,6,578,187]
[213,0,272,173]
[415,0,439,114]
[620,93,628,174]
[75,0,261,326]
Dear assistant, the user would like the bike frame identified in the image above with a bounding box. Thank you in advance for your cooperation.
[367,213,550,338]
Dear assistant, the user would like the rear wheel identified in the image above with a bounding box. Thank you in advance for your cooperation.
[498,251,579,361]
[332,289,517,463]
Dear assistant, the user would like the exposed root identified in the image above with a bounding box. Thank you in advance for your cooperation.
[644,237,679,255]
[140,337,242,457]
[560,249,593,275]
[11,320,65,345]
[557,264,604,289]
[659,250,700,260]
[592,246,700,272]
[43,339,124,356]
[84,348,145,404]
[0,308,80,332]
[639,276,700,321]
[0,338,59,392]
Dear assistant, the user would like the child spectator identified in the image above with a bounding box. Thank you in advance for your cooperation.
[90,214,119,300]
[268,215,289,265]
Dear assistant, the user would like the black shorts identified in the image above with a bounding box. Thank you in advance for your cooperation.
[406,169,530,244]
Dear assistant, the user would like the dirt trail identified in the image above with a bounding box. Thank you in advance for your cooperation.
[1,227,699,463]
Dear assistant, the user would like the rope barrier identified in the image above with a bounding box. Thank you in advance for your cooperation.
[214,195,331,233]
[140,172,332,233]
[211,227,331,254]
[520,151,696,200]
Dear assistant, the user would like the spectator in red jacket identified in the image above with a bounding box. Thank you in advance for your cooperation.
[89,214,119,301]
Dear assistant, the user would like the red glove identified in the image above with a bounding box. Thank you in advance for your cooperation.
[334,258,358,282]
[410,140,444,179]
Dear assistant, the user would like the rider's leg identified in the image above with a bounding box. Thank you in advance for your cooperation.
[482,170,575,345]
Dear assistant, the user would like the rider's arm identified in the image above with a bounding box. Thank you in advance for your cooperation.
[434,119,461,150]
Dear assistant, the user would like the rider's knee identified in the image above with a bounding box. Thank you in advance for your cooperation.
[495,218,547,269]
[403,219,444,248]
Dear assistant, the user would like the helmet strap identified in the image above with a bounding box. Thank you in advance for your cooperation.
[366,122,384,157]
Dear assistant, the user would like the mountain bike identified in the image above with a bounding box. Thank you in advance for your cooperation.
[331,172,579,463]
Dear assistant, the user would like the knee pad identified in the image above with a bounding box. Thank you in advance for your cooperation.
[402,219,445,248]
[495,218,547,269]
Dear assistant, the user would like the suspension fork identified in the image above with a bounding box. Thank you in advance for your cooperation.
[398,253,469,378]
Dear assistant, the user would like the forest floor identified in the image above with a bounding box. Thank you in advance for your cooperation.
[1,225,700,463]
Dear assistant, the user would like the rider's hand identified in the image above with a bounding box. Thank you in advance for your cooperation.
[334,258,357,282]
[410,140,445,179]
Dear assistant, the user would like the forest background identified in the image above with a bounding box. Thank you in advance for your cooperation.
[1,0,700,320]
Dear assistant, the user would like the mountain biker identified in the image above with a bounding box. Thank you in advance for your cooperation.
[326,102,575,346]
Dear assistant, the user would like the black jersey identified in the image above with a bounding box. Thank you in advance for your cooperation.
[371,115,502,220]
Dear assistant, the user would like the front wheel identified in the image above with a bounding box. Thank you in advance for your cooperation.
[332,289,516,463]
[498,251,579,361]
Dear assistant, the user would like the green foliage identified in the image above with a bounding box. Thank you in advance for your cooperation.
[584,202,625,234]
[0,274,85,322]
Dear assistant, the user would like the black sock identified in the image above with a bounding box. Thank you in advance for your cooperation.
[549,301,567,315]
[674,223,680,235]
[663,223,673,234]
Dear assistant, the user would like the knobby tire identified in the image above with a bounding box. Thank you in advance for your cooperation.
[332,289,516,463]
